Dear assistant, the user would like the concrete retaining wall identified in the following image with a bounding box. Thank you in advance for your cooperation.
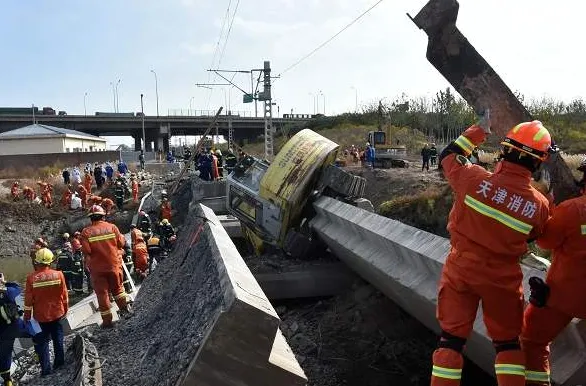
[310,196,586,385]
[0,151,120,177]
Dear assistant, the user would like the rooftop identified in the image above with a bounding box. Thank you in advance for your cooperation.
[0,124,106,141]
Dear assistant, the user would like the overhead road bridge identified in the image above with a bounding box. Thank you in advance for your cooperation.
[0,112,312,152]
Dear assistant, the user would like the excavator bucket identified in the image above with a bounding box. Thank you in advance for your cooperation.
[409,0,580,203]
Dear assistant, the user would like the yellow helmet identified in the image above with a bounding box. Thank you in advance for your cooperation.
[148,237,160,247]
[161,219,169,226]
[35,248,54,265]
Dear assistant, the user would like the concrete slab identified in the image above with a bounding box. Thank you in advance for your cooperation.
[191,179,227,213]
[310,196,586,385]
[254,262,356,300]
[144,162,181,175]
[180,204,307,385]
[218,214,242,238]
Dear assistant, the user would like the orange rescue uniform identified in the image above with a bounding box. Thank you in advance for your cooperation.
[131,228,149,277]
[23,186,36,201]
[131,180,139,202]
[521,194,586,385]
[84,173,92,194]
[101,198,114,215]
[432,125,551,386]
[88,195,103,206]
[81,220,128,326]
[77,186,88,208]
[61,189,72,208]
[11,183,19,200]
[160,201,171,222]
[23,266,68,322]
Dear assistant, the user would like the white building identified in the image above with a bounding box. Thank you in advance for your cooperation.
[0,124,107,155]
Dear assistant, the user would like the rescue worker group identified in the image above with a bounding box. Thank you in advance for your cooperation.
[1,117,584,386]
[1,160,177,385]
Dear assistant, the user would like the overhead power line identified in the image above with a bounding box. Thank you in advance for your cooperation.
[206,0,233,108]
[278,0,385,77]
[217,0,241,68]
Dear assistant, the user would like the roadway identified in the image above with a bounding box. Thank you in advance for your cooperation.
[0,114,312,145]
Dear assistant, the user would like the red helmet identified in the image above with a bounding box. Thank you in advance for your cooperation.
[501,121,551,161]
[88,204,106,217]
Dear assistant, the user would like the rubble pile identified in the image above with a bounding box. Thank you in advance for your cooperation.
[92,205,224,386]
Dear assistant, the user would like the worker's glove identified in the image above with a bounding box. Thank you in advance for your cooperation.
[528,276,550,308]
[477,109,491,135]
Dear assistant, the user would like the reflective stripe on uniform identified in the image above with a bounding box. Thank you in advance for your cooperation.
[431,365,462,380]
[0,307,12,324]
[581,225,586,235]
[114,291,127,300]
[32,279,62,288]
[100,309,112,316]
[495,363,525,377]
[0,369,9,374]
[88,233,116,243]
[525,370,550,383]
[454,135,475,155]
[464,195,533,235]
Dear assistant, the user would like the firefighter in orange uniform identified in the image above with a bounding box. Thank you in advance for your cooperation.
[130,224,149,280]
[77,185,88,208]
[131,175,139,203]
[10,182,19,200]
[23,248,68,376]
[22,186,36,201]
[87,195,103,207]
[42,183,53,208]
[101,197,115,216]
[83,172,92,194]
[61,185,73,208]
[160,198,171,222]
[520,158,586,385]
[430,114,553,386]
[81,205,132,327]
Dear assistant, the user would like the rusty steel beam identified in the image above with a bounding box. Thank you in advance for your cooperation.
[409,0,580,203]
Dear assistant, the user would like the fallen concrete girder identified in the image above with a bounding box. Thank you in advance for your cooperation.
[254,262,356,300]
[192,178,227,213]
[310,196,586,385]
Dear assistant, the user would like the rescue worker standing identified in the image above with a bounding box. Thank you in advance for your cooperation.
[431,114,552,386]
[137,211,152,240]
[114,181,125,210]
[520,159,586,385]
[0,275,21,386]
[224,149,238,174]
[121,241,134,294]
[83,172,92,194]
[72,232,91,293]
[131,175,139,203]
[81,205,132,328]
[130,224,149,280]
[56,233,73,291]
[101,197,115,216]
[23,248,68,376]
[160,198,171,222]
[159,219,176,251]
[10,182,19,201]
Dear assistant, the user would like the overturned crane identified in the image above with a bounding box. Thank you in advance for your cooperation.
[408,0,580,203]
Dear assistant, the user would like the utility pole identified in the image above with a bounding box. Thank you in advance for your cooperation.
[228,111,233,151]
[151,70,159,116]
[84,92,88,116]
[141,94,146,152]
[32,104,36,125]
[115,79,121,112]
[260,61,274,159]
[110,82,116,111]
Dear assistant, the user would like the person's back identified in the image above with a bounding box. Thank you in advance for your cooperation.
[81,219,124,273]
[445,160,549,260]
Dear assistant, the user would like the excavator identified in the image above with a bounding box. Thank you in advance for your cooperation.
[226,128,373,258]
[367,101,409,168]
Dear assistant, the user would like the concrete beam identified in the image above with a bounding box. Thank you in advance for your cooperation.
[180,204,306,385]
[310,196,586,385]
[218,214,242,238]
[191,178,227,214]
[254,262,356,300]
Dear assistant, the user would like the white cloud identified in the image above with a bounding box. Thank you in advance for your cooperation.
[181,42,216,56]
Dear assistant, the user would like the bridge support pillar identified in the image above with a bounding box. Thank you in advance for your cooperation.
[133,135,142,152]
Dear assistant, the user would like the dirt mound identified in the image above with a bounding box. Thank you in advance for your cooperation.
[345,166,447,210]
[278,281,493,386]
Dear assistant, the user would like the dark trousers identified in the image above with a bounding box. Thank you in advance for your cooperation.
[34,320,64,375]
[85,268,93,291]
[422,158,430,171]
[0,338,14,381]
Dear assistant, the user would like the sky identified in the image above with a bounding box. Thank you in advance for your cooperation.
[1,0,585,145]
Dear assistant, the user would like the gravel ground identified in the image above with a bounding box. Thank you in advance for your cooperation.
[92,205,224,386]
